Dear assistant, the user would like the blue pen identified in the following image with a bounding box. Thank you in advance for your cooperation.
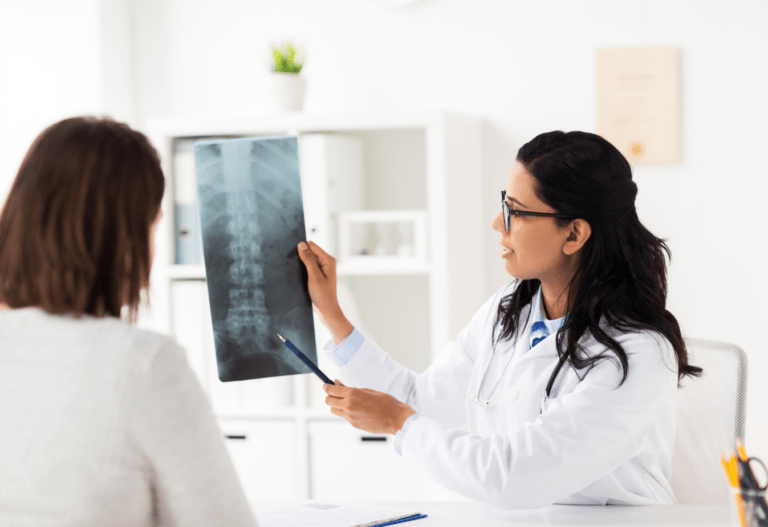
[277,333,334,385]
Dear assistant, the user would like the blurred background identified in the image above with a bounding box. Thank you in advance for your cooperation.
[1,0,766,501]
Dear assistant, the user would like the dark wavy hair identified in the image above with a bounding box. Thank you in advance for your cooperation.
[493,131,701,386]
[0,116,165,322]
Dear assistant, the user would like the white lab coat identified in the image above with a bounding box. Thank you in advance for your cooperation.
[330,282,679,509]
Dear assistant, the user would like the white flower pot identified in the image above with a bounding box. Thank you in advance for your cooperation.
[268,72,307,112]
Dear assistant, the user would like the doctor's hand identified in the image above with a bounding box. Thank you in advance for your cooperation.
[324,380,416,435]
[297,241,353,345]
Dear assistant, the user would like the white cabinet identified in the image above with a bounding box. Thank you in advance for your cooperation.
[308,421,467,502]
[141,111,485,501]
[219,419,296,500]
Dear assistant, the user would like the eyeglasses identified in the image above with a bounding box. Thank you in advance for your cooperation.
[501,190,574,231]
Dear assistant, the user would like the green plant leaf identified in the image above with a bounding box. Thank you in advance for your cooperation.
[272,48,283,72]
[272,41,303,73]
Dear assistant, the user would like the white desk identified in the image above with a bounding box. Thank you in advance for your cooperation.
[249,500,735,526]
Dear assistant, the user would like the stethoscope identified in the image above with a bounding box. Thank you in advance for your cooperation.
[469,285,568,411]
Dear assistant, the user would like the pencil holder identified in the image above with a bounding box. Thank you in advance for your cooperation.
[740,488,767,527]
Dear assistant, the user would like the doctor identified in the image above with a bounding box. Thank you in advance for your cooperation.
[296,130,701,509]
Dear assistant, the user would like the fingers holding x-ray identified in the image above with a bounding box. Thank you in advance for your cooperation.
[297,241,341,315]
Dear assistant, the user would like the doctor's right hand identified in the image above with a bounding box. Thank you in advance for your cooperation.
[297,241,354,345]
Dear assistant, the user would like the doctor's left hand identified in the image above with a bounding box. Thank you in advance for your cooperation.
[324,380,416,435]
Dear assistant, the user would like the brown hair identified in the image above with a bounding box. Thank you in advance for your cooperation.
[0,116,165,321]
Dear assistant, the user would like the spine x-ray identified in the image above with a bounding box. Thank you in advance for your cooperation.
[194,136,316,381]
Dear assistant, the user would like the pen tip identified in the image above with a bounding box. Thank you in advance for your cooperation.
[276,333,285,342]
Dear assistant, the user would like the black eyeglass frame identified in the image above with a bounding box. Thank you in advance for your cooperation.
[501,190,574,231]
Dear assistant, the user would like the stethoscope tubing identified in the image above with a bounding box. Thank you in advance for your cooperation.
[472,283,567,409]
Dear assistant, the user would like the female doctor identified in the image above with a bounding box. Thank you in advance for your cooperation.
[296,130,702,509]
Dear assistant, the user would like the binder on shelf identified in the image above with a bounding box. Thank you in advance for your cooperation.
[298,134,363,257]
[175,202,201,265]
[173,140,203,265]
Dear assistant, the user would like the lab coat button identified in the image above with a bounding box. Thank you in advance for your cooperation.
[508,388,519,401]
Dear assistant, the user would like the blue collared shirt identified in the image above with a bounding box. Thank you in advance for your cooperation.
[323,327,365,367]
[529,285,566,351]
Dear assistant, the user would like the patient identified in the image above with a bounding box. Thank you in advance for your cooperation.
[0,117,258,526]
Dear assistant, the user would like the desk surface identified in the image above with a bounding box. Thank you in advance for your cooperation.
[249,500,735,526]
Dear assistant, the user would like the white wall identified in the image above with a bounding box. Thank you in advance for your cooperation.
[132,0,768,460]
[0,0,135,199]
[2,0,766,474]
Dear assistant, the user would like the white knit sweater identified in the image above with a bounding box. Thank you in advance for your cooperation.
[0,307,257,526]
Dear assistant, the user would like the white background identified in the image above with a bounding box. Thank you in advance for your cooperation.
[1,0,766,467]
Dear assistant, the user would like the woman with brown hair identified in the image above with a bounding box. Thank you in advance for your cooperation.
[0,117,257,526]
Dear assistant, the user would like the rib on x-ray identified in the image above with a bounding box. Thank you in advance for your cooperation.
[194,136,316,381]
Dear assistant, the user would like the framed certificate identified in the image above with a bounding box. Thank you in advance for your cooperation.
[597,47,681,165]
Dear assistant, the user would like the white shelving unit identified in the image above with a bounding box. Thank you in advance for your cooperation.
[141,111,485,502]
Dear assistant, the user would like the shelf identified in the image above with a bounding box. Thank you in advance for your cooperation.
[146,111,457,138]
[168,264,206,279]
[304,408,345,420]
[215,408,298,420]
[337,260,431,276]
[212,408,344,420]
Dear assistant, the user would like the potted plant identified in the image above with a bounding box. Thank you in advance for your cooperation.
[268,41,307,112]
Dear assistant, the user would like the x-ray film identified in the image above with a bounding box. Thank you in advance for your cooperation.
[194,136,315,381]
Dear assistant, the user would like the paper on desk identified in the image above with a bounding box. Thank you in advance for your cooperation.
[256,502,422,527]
